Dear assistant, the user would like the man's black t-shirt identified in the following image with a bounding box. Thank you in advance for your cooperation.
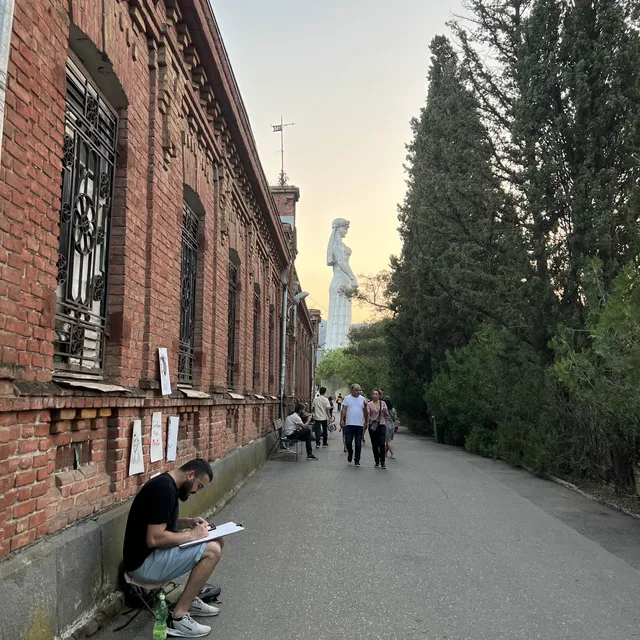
[123,473,179,571]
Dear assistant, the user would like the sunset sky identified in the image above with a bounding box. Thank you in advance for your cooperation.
[212,0,464,322]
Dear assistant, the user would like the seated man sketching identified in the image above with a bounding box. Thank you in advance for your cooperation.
[283,403,318,460]
[123,458,222,638]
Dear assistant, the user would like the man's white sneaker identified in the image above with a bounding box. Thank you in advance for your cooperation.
[167,614,211,637]
[189,596,220,617]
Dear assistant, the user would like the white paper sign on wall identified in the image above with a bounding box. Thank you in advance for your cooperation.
[158,347,172,396]
[150,411,164,463]
[167,416,179,462]
[129,419,144,476]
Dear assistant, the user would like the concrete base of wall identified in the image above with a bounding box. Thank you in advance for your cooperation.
[0,431,277,640]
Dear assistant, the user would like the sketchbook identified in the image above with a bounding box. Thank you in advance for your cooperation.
[179,521,245,548]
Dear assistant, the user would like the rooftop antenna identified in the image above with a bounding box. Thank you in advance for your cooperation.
[272,115,295,186]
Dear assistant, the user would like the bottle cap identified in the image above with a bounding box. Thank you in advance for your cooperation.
[159,592,165,599]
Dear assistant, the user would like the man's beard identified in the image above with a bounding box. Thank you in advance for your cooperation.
[178,478,194,502]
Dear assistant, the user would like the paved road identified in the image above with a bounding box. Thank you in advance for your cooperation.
[99,430,640,640]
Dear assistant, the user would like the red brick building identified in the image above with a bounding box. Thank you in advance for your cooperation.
[0,0,319,563]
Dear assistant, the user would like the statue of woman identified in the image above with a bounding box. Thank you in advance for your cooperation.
[326,218,357,350]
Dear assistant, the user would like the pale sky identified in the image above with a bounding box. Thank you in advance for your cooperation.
[212,0,464,322]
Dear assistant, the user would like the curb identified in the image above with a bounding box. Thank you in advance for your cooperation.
[522,465,640,521]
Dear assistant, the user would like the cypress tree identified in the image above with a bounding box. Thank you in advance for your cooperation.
[390,35,523,414]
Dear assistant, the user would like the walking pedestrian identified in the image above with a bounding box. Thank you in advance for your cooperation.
[340,384,367,467]
[312,386,331,448]
[328,397,337,434]
[366,389,389,469]
[335,394,347,451]
[380,390,396,459]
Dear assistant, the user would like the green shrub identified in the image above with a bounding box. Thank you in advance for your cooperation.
[425,323,559,468]
[552,262,640,493]
[464,426,497,458]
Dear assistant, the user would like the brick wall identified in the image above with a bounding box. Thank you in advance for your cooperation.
[269,184,318,412]
[0,0,315,559]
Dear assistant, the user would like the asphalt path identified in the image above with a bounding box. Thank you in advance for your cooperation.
[98,429,640,640]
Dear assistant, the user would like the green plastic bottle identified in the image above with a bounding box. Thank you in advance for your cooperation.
[152,592,168,640]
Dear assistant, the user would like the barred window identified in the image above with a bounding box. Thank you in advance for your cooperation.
[252,287,261,390]
[178,201,199,384]
[268,304,275,392]
[54,58,117,375]
[227,254,240,388]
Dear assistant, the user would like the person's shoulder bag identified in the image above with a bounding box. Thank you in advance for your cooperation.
[368,401,381,431]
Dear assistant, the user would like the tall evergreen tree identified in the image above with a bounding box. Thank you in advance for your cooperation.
[394,0,640,492]
[453,0,640,350]
[451,0,534,187]
[389,35,524,417]
[452,0,561,356]
[517,0,640,338]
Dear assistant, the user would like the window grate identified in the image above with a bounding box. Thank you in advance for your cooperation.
[252,290,261,390]
[54,58,117,375]
[178,201,199,384]
[268,305,275,392]
[227,260,239,387]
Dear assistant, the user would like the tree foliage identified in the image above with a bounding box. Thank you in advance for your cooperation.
[387,1,640,493]
[346,271,394,319]
[315,348,351,385]
[315,321,391,396]
[553,262,640,492]
[426,324,558,468]
[388,34,527,421]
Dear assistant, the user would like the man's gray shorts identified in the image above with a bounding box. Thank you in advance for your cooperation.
[129,542,207,584]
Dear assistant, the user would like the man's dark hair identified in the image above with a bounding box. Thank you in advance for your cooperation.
[294,402,305,414]
[319,386,327,395]
[180,458,213,481]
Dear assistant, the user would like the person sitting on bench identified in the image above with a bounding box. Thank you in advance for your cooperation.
[283,403,318,460]
[123,458,223,638]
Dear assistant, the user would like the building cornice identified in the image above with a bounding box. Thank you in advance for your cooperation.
[185,0,290,267]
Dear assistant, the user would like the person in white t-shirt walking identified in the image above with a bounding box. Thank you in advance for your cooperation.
[312,386,332,448]
[340,384,368,467]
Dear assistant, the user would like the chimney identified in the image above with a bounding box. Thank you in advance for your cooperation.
[271,185,300,228]
[271,184,300,252]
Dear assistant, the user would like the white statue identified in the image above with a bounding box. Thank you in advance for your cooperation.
[325,218,357,350]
